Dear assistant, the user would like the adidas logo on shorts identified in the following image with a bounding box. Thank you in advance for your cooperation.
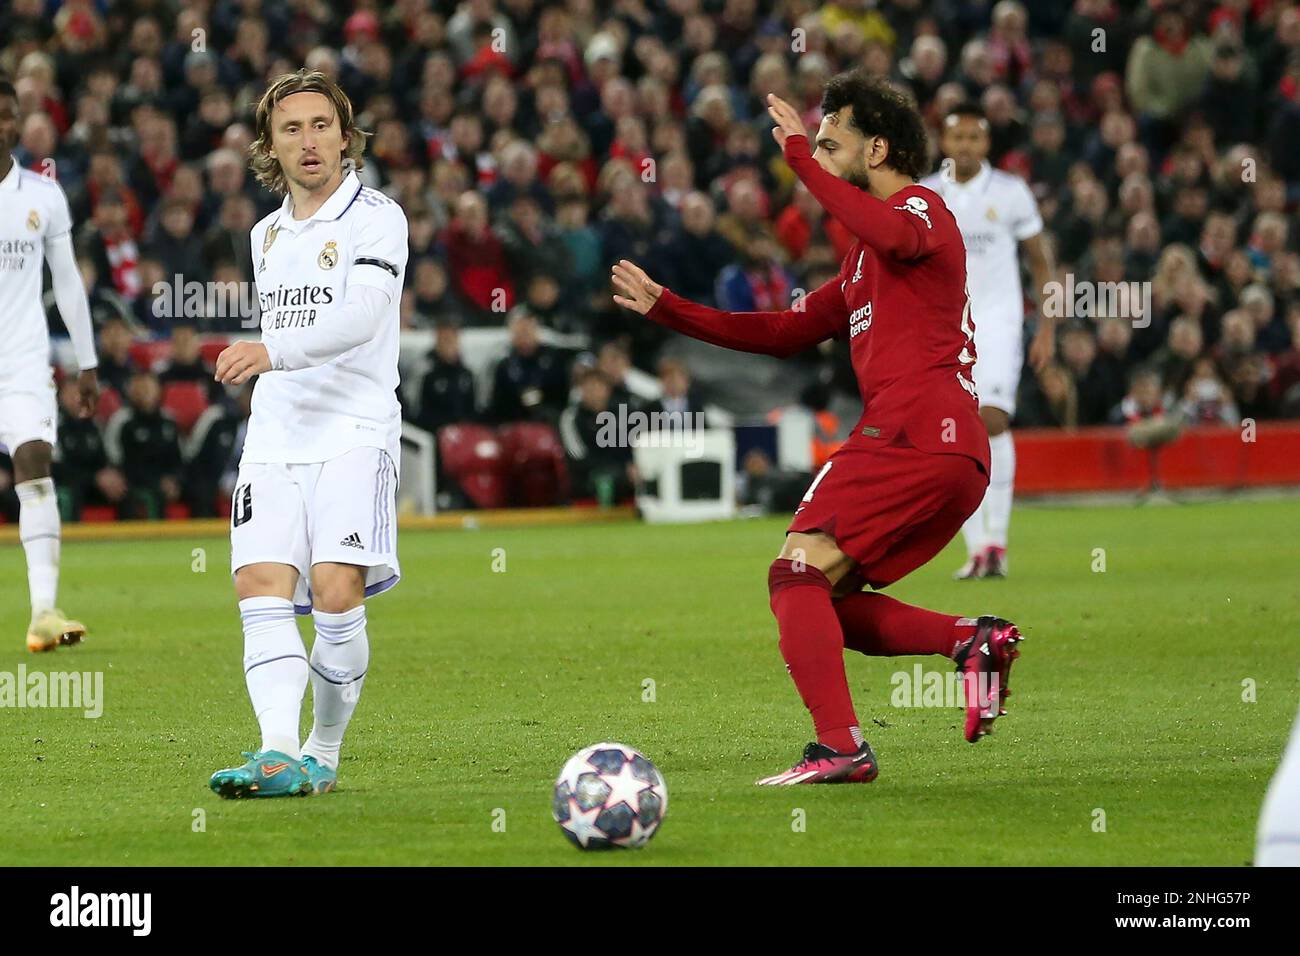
[340,532,364,549]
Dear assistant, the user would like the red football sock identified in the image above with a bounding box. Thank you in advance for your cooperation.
[834,591,976,658]
[768,559,861,754]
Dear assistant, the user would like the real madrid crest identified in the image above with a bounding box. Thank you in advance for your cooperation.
[318,240,338,270]
[27,210,40,231]
[263,221,280,253]
[986,206,998,222]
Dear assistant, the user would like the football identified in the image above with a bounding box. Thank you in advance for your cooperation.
[551,743,668,850]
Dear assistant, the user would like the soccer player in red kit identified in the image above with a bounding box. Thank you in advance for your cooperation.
[612,72,1024,785]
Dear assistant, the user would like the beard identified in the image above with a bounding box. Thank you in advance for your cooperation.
[844,157,872,191]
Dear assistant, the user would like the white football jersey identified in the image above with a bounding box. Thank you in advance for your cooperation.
[0,160,88,379]
[244,169,408,465]
[921,161,1042,330]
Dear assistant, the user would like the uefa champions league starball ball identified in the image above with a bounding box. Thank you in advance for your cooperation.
[552,742,668,849]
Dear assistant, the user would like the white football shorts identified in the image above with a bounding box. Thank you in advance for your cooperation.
[230,445,400,613]
[0,369,57,454]
[971,319,1025,417]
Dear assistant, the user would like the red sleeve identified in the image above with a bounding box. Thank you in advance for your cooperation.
[644,277,845,359]
[782,134,939,262]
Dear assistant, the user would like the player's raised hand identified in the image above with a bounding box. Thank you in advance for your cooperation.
[766,92,808,150]
[611,259,663,315]
[75,369,99,419]
[215,341,272,386]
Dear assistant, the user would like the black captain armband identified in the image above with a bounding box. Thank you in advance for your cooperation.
[354,257,399,277]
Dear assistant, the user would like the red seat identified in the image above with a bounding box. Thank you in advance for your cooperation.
[79,505,117,522]
[165,502,192,520]
[129,340,171,372]
[95,386,123,425]
[200,339,229,366]
[455,471,510,509]
[437,424,509,509]
[437,424,502,473]
[498,422,569,506]
[161,382,210,434]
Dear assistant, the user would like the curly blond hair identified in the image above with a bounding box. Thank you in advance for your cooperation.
[249,69,369,194]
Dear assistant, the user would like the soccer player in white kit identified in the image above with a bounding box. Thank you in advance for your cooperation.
[922,104,1055,579]
[208,70,408,798]
[1257,699,1300,865]
[0,76,100,652]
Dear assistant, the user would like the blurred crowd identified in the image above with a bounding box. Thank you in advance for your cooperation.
[3,0,1300,518]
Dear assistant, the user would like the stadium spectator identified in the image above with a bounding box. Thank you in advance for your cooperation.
[1178,356,1240,426]
[1018,362,1079,429]
[1126,8,1213,154]
[409,257,468,328]
[1151,316,1205,396]
[1114,366,1170,424]
[496,193,572,289]
[182,392,242,519]
[657,191,735,307]
[417,319,479,435]
[644,357,706,423]
[595,340,640,413]
[716,234,794,313]
[94,316,139,397]
[104,372,183,519]
[558,367,635,504]
[441,190,513,321]
[156,322,220,400]
[80,188,142,302]
[488,308,569,424]
[54,377,127,520]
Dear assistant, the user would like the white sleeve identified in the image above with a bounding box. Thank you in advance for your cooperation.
[347,202,408,299]
[1011,179,1043,241]
[45,230,99,371]
[263,283,389,371]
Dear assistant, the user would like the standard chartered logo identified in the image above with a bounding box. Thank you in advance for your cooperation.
[849,302,873,337]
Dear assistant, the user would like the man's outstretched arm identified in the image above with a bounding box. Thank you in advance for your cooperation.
[612,260,843,359]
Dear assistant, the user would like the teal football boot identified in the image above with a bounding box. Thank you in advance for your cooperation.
[209,750,313,799]
[300,755,338,794]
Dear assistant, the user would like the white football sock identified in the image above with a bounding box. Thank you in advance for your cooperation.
[1257,701,1300,865]
[985,430,1016,550]
[961,495,987,558]
[16,478,60,623]
[240,596,308,759]
[303,605,369,771]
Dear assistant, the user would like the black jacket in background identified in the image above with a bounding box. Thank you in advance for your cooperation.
[417,355,478,434]
[112,408,182,488]
[488,346,569,424]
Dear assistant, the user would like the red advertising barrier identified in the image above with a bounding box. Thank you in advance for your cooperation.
[1015,423,1300,494]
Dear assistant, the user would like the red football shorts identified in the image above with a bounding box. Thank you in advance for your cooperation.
[786,437,988,589]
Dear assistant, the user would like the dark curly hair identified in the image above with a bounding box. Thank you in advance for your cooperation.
[820,71,929,180]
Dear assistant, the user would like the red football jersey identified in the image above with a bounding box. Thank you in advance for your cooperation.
[645,132,989,473]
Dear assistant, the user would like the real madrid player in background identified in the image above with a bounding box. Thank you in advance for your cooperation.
[209,70,408,798]
[922,104,1055,580]
[0,75,99,653]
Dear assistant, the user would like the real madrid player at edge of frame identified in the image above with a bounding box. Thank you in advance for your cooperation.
[0,74,99,655]
[210,69,409,799]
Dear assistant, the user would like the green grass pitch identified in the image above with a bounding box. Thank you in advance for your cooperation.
[1,498,1297,866]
